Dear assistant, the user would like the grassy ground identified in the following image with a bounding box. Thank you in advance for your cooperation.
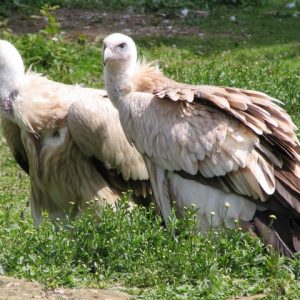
[0,1,300,299]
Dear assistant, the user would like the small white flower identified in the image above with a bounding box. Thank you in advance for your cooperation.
[210,211,215,216]
[224,202,230,208]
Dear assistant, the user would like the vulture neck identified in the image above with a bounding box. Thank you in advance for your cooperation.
[104,60,137,105]
[0,67,23,116]
[0,69,22,98]
[0,45,24,112]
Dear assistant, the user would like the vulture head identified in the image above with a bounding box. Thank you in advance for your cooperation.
[103,33,137,67]
[103,33,138,100]
[0,40,24,118]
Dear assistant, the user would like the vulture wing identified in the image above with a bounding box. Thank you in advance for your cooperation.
[1,117,29,174]
[68,91,151,204]
[153,84,300,208]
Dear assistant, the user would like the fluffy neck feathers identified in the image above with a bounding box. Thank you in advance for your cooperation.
[132,61,165,93]
[13,71,70,134]
[104,59,164,104]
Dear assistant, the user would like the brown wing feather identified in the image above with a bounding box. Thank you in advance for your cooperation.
[1,117,29,174]
[155,86,298,144]
[155,83,300,204]
[252,210,299,257]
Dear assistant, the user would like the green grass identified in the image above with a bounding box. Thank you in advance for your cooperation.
[0,1,300,299]
[1,199,300,299]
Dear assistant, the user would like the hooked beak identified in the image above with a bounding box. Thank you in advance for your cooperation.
[103,46,114,65]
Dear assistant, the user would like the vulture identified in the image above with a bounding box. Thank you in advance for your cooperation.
[0,39,152,226]
[102,33,300,256]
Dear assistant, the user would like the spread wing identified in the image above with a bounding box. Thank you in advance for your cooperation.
[1,117,29,174]
[68,91,151,203]
[126,83,300,214]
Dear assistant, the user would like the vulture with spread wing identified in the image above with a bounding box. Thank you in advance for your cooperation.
[0,40,151,226]
[103,33,300,256]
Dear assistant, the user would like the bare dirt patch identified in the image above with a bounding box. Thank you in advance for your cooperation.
[7,8,206,40]
[0,275,129,300]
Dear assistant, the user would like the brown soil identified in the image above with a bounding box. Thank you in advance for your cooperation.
[7,8,207,40]
[0,275,129,300]
[0,275,267,300]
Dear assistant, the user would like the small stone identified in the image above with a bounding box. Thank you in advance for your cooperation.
[180,8,189,17]
[287,2,296,9]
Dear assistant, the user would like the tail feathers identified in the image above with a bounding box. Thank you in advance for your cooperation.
[15,151,29,174]
[274,170,300,216]
[252,210,300,257]
[292,225,300,252]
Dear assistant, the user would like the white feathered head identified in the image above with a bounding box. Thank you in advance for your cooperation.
[0,40,24,116]
[103,33,137,69]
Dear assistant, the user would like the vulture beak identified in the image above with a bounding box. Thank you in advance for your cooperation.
[103,46,114,65]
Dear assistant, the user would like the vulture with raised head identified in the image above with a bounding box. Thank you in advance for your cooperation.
[102,33,300,256]
[0,39,151,226]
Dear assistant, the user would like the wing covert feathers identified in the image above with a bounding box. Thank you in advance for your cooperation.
[68,96,149,182]
[68,95,152,204]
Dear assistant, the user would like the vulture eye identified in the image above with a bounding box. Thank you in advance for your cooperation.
[118,43,127,50]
